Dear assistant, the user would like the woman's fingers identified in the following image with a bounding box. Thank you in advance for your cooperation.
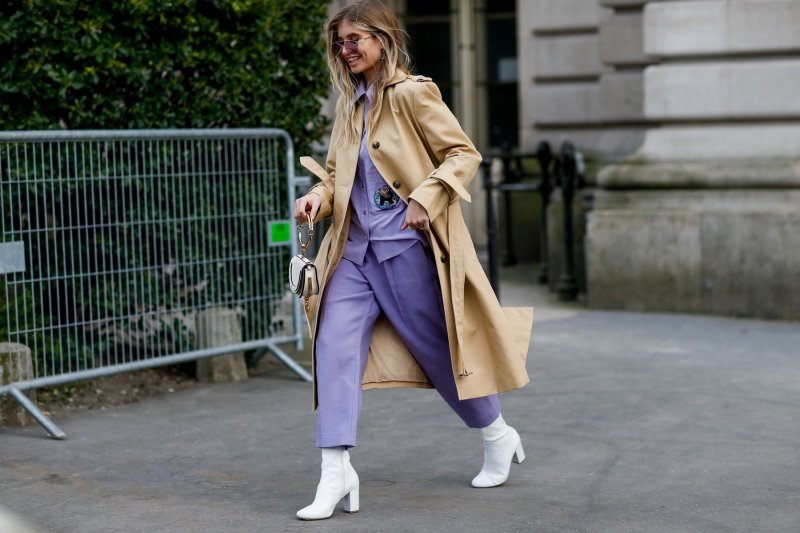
[294,193,322,223]
[403,198,430,230]
[294,198,306,222]
[294,196,313,222]
[411,218,429,230]
[309,195,321,221]
[402,214,430,230]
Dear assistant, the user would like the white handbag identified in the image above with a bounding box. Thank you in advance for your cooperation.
[288,213,319,298]
[289,254,318,297]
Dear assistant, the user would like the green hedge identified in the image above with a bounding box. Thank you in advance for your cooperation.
[0,0,329,155]
[0,1,330,375]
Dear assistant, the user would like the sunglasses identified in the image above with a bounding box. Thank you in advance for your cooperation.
[332,35,374,55]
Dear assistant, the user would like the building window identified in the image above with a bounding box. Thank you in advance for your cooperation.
[405,0,449,16]
[397,0,519,150]
[403,2,454,108]
[484,6,518,148]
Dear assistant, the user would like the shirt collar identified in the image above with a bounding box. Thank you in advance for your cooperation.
[353,78,374,104]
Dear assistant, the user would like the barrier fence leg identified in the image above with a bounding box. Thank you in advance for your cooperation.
[264,342,313,382]
[6,386,66,440]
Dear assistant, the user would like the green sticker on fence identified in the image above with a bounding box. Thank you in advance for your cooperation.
[268,220,291,246]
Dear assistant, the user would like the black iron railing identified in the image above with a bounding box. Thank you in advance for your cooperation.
[483,140,585,301]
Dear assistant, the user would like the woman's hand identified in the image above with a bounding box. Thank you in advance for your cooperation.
[401,198,430,231]
[294,192,322,223]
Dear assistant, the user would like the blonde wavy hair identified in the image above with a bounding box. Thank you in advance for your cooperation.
[325,0,412,145]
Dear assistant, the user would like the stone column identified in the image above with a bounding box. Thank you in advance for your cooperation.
[587,0,800,319]
[0,343,35,426]
[459,0,485,248]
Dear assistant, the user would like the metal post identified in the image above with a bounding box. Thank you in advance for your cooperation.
[535,141,553,284]
[482,157,500,298]
[499,144,517,266]
[557,141,579,301]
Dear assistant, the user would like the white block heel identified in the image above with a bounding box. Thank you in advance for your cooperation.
[343,487,359,513]
[513,443,525,464]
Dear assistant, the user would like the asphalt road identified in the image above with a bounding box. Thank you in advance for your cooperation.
[1,284,799,532]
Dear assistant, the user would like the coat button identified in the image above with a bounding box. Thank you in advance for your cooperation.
[392,180,401,188]
[440,255,447,263]
[372,141,380,149]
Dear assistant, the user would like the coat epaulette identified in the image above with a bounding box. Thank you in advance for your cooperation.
[408,74,432,82]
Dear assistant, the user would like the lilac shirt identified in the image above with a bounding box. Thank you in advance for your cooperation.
[342,80,427,266]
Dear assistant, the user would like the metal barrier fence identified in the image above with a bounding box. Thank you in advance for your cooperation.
[0,129,311,439]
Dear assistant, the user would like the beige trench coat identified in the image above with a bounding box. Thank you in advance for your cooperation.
[300,69,533,409]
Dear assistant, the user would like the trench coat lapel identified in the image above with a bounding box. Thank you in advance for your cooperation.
[331,101,364,227]
[336,101,363,192]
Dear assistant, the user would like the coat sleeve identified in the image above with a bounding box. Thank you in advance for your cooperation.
[407,81,482,223]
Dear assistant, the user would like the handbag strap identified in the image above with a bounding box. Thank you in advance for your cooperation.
[297,213,314,256]
[297,212,315,337]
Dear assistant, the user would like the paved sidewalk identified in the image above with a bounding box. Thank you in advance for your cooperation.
[1,267,799,532]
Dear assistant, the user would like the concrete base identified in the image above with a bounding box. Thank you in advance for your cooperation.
[195,308,248,383]
[587,189,800,320]
[0,343,35,427]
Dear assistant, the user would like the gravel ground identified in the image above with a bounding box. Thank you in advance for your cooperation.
[31,366,199,420]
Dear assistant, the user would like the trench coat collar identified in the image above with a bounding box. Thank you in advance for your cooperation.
[384,68,411,88]
[351,68,408,97]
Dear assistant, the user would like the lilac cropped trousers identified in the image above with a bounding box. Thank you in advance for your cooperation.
[314,241,500,448]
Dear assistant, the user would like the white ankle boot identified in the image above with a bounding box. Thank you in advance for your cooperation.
[471,414,525,488]
[296,446,360,520]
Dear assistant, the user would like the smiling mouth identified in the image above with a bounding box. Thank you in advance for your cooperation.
[346,56,361,67]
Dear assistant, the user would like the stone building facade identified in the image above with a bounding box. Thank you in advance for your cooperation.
[322,0,800,320]
[521,0,800,320]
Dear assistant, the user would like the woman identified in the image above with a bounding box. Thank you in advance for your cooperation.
[293,0,533,521]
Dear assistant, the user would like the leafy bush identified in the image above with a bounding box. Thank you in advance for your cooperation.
[0,0,329,156]
[0,0,329,375]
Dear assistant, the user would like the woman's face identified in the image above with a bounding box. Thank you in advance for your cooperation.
[336,19,383,84]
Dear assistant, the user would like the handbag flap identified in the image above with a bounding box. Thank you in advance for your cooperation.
[289,255,314,293]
